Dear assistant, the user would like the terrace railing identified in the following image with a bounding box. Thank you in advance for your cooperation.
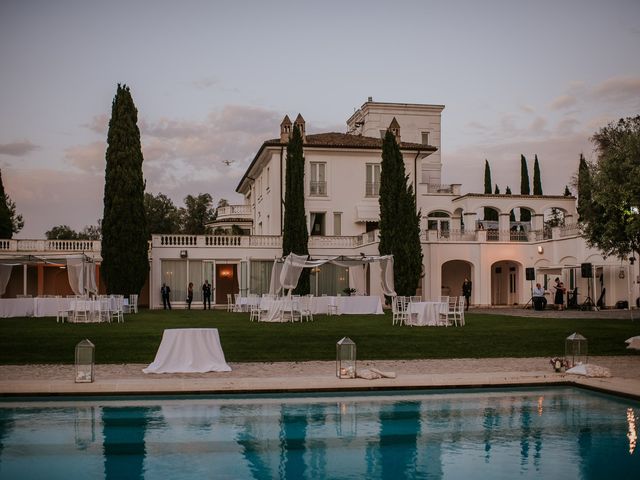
[0,239,101,252]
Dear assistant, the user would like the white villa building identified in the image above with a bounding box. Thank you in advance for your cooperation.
[1,99,636,310]
[148,99,638,310]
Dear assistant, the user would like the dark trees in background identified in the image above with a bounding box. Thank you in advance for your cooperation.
[0,170,23,238]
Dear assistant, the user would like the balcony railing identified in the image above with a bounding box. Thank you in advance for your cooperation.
[214,205,252,219]
[560,223,580,237]
[426,183,454,194]
[153,234,282,248]
[0,239,101,252]
[429,229,476,241]
[309,181,327,196]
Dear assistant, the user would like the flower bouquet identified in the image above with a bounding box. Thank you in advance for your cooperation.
[550,357,569,372]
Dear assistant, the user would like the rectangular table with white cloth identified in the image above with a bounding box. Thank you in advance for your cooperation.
[258,295,384,321]
[0,298,35,318]
[143,328,232,373]
[33,297,70,317]
[406,301,448,326]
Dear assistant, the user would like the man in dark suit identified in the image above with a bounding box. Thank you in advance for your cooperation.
[161,283,171,310]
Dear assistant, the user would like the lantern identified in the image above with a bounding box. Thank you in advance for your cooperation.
[336,337,356,379]
[75,339,95,383]
[565,333,587,368]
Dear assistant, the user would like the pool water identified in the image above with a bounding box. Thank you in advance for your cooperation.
[0,387,638,479]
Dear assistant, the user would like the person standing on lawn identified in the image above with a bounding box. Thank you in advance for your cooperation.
[202,280,212,310]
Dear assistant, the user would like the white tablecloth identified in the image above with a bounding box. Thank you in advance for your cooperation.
[407,302,447,326]
[235,296,260,311]
[0,298,35,318]
[33,297,70,317]
[329,296,383,315]
[143,328,232,373]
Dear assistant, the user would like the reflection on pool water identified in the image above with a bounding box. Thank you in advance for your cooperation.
[0,387,638,479]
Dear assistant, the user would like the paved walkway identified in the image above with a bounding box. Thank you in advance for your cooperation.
[471,306,639,319]
[2,357,639,399]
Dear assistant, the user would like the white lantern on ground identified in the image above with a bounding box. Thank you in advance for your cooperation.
[75,339,95,383]
[565,332,588,368]
[336,337,356,379]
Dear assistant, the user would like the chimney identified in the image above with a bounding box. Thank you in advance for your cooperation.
[388,117,401,143]
[367,96,373,102]
[294,113,306,142]
[280,115,292,143]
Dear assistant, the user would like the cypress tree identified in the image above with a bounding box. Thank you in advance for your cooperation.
[520,154,530,195]
[0,170,13,239]
[520,155,531,221]
[494,184,500,194]
[379,131,402,258]
[483,160,497,221]
[577,154,592,222]
[505,186,512,194]
[282,124,309,294]
[564,185,571,196]
[379,130,422,296]
[101,84,149,295]
[533,154,543,195]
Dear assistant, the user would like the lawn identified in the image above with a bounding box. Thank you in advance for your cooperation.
[0,310,638,365]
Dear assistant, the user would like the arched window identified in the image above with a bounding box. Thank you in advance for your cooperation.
[427,211,450,238]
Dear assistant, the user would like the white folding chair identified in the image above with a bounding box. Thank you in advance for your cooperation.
[226,293,234,312]
[301,295,314,322]
[282,295,302,322]
[457,296,466,326]
[110,295,124,323]
[73,298,90,323]
[130,294,138,314]
[443,297,457,327]
[56,296,70,323]
[97,297,111,323]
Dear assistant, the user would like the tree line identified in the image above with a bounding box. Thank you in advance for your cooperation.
[44,193,223,240]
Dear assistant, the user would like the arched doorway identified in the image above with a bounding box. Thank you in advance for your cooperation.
[441,260,472,299]
[491,260,521,305]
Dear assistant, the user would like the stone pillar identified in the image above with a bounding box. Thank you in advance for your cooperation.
[499,213,510,241]
[37,264,44,297]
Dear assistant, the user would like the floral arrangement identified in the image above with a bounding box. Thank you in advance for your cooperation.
[550,357,569,372]
[343,288,357,296]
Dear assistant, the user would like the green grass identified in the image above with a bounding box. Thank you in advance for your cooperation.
[0,310,638,364]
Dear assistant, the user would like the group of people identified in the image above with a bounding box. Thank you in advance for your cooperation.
[160,280,213,310]
[532,277,567,311]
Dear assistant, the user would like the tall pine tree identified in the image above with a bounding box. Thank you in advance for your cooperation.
[378,130,422,296]
[520,154,531,221]
[0,170,13,239]
[282,124,309,294]
[533,154,543,195]
[577,153,593,222]
[101,84,149,295]
[483,160,497,221]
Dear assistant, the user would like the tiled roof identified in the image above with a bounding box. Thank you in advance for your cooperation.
[262,132,431,150]
[236,132,437,193]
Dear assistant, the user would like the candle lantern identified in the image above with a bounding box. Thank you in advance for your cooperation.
[336,337,356,379]
[565,332,588,368]
[75,339,95,383]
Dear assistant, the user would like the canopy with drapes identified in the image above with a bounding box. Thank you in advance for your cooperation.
[269,253,395,296]
[0,253,98,296]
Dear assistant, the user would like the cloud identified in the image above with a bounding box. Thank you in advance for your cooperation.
[529,117,547,135]
[519,104,535,114]
[0,140,40,157]
[65,141,105,174]
[592,75,640,105]
[6,168,103,238]
[549,95,577,110]
[442,132,594,197]
[83,114,109,135]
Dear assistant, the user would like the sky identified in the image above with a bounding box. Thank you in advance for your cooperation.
[1,0,639,238]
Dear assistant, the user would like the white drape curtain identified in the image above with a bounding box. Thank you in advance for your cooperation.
[379,256,395,296]
[348,265,366,294]
[269,254,396,296]
[0,265,13,296]
[269,260,283,295]
[66,257,84,295]
[66,256,97,295]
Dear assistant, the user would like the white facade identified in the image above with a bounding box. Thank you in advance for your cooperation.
[149,99,639,310]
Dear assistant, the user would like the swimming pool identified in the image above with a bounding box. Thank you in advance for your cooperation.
[0,387,638,479]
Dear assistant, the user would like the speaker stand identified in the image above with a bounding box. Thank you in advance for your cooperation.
[581,277,598,311]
